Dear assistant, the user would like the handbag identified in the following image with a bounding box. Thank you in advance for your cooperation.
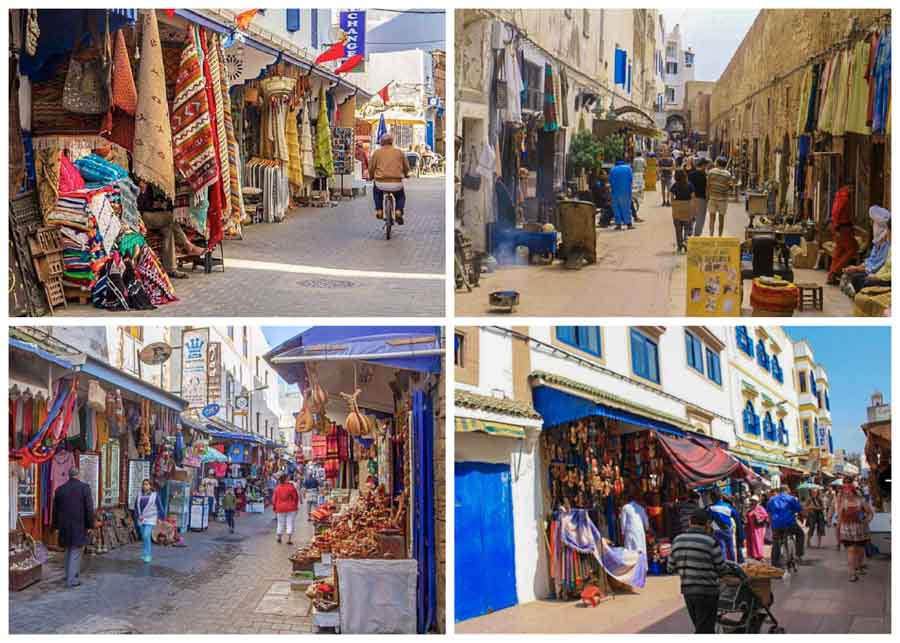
[461,146,482,191]
[62,18,110,116]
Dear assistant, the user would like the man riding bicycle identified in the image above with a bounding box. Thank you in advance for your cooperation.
[369,133,410,225]
[766,485,805,568]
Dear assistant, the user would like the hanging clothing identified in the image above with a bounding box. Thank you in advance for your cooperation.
[300,98,316,184]
[503,45,523,123]
[286,106,303,188]
[846,39,873,135]
[872,27,891,135]
[314,86,334,178]
[817,53,839,133]
[619,501,649,557]
[542,63,559,132]
[50,449,76,523]
[805,63,822,133]
[865,31,880,127]
[796,66,812,134]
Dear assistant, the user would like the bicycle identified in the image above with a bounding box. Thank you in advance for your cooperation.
[383,191,395,240]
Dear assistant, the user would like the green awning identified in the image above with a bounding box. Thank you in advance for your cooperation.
[455,417,525,439]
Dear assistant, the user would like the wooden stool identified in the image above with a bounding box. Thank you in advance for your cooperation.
[797,282,823,311]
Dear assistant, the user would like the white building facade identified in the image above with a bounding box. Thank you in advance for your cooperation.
[657,22,696,138]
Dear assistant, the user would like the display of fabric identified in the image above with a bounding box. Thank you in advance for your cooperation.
[543,63,559,132]
[29,63,104,135]
[244,158,290,222]
[198,28,226,250]
[829,49,852,136]
[871,26,890,135]
[218,36,245,238]
[132,9,175,198]
[101,28,138,150]
[74,154,129,184]
[300,98,316,184]
[846,38,873,135]
[207,32,232,216]
[11,379,77,467]
[314,85,334,178]
[170,25,219,194]
[286,105,303,188]
[34,146,62,218]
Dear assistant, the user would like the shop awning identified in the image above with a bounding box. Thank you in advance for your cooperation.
[205,429,266,445]
[592,117,663,140]
[265,326,443,385]
[9,335,79,371]
[455,417,525,439]
[657,433,747,488]
[365,110,427,125]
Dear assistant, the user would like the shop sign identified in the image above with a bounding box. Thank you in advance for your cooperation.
[80,453,100,510]
[339,10,366,58]
[127,460,151,507]
[139,342,173,366]
[202,403,221,418]
[207,342,222,403]
[182,329,210,409]
[234,394,250,416]
[685,237,741,317]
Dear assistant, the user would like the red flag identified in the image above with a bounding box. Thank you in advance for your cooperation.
[377,83,390,104]
[334,54,364,74]
[315,41,346,65]
[163,9,176,17]
[234,9,259,30]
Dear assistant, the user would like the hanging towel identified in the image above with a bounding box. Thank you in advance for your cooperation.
[133,9,175,199]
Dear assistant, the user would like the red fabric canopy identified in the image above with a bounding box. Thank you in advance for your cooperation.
[657,433,745,488]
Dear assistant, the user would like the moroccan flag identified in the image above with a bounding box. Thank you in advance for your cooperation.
[315,40,346,65]
[234,9,259,30]
[377,83,390,105]
[334,54,364,74]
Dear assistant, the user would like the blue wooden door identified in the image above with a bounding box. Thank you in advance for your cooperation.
[454,461,517,622]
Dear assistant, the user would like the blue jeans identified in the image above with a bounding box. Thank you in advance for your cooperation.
[713,528,736,562]
[225,509,235,530]
[373,186,406,212]
[140,524,153,561]
[207,496,215,516]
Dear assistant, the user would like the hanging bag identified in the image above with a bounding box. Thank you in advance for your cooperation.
[87,379,107,412]
[461,146,482,191]
[62,16,109,115]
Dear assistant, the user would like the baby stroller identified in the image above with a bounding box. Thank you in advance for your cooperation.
[716,562,785,633]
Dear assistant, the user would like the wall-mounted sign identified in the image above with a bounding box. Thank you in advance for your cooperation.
[182,329,210,409]
[339,10,366,58]
[207,342,222,403]
[139,342,173,366]
[234,394,250,416]
[202,403,221,418]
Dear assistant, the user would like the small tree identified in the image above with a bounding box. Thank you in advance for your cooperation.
[597,134,626,164]
[568,130,602,176]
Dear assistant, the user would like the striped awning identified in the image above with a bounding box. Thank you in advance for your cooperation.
[455,417,525,439]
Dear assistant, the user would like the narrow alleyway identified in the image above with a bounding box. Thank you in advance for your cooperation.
[10,506,319,634]
[455,529,889,634]
[456,186,854,317]
[56,176,445,317]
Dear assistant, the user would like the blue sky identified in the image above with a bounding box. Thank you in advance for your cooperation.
[661,9,759,81]
[784,326,891,455]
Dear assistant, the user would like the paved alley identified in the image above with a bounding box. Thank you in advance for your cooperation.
[456,529,890,634]
[10,507,318,635]
[456,186,854,317]
[57,176,445,317]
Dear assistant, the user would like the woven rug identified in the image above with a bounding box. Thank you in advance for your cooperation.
[170,24,218,194]
[218,36,244,237]
[207,32,231,214]
[101,28,137,151]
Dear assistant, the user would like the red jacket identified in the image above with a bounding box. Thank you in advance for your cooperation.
[273,482,299,513]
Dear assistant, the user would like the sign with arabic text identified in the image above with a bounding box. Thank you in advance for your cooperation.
[207,342,222,403]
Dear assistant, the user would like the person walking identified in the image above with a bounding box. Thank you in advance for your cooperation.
[668,509,726,633]
[744,495,769,561]
[804,487,827,549]
[675,490,701,536]
[632,151,646,223]
[835,478,874,582]
[222,487,237,533]
[303,472,320,520]
[708,488,738,562]
[670,170,696,253]
[824,486,839,550]
[201,469,218,518]
[133,479,164,563]
[658,149,675,206]
[765,485,804,568]
[52,468,94,588]
[705,157,734,236]
[609,159,634,230]
[273,473,300,545]
[688,158,709,236]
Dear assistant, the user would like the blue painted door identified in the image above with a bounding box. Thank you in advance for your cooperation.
[454,461,517,622]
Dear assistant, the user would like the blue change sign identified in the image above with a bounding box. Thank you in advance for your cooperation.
[201,403,220,418]
[339,10,366,58]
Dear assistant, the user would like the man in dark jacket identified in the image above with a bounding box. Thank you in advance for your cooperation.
[52,468,94,587]
[668,508,725,633]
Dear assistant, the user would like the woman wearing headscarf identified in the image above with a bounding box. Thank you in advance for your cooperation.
[744,495,769,561]
[842,205,891,294]
[827,185,858,284]
[834,477,873,582]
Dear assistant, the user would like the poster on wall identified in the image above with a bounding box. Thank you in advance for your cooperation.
[128,460,151,507]
[79,453,100,509]
[182,328,210,408]
[207,342,222,403]
[685,237,741,317]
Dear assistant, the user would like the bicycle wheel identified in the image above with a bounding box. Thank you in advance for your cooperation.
[384,193,394,240]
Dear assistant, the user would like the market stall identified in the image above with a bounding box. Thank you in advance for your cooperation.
[265,326,443,634]
[8,327,190,568]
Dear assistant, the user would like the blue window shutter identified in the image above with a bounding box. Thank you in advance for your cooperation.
[311,9,318,48]
[814,418,819,446]
[585,327,602,357]
[828,431,833,453]
[556,326,575,345]
[286,9,301,32]
[647,339,659,383]
[615,49,627,85]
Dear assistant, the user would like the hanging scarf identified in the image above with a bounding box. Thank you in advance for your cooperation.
[170,25,219,194]
[300,97,316,183]
[218,36,245,237]
[543,63,559,132]
[11,380,77,466]
[314,85,334,178]
[101,28,138,150]
[133,9,176,199]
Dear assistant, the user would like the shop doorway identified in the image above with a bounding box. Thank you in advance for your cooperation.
[454,461,517,621]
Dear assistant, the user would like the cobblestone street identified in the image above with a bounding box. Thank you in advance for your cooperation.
[456,185,853,317]
[56,176,445,318]
[456,529,890,634]
[10,507,318,634]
